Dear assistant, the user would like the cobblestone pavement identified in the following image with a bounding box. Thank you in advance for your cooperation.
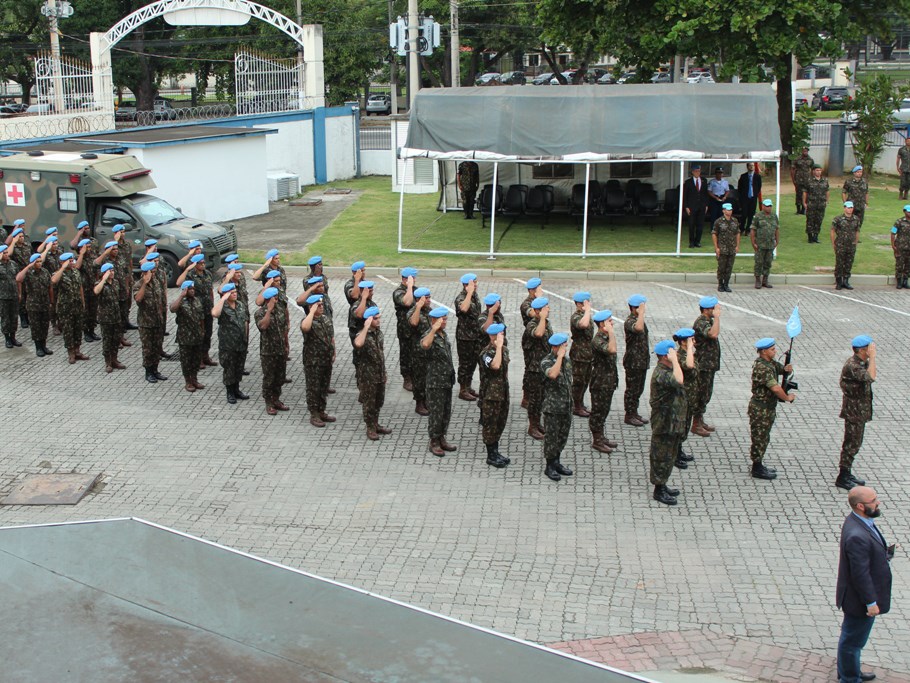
[0,275,907,681]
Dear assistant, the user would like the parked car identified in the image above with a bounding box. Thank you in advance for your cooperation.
[811,86,851,111]
[686,73,715,84]
[596,73,615,85]
[475,72,501,86]
[840,99,910,129]
[531,72,554,85]
[0,102,28,113]
[585,68,610,84]
[499,71,526,85]
[365,93,391,115]
[550,70,578,84]
[794,91,809,110]
[25,103,53,114]
[616,71,637,84]
[650,72,672,84]
[115,98,177,122]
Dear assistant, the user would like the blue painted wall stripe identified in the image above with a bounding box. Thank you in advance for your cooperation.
[313,107,327,184]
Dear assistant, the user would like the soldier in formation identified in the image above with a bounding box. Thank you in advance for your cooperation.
[113,225,136,331]
[891,205,910,289]
[790,147,814,214]
[408,286,432,416]
[519,277,542,407]
[7,222,30,330]
[300,293,336,428]
[569,291,593,417]
[836,335,876,491]
[354,305,391,440]
[171,280,206,393]
[898,137,910,200]
[712,202,740,292]
[454,273,482,401]
[344,260,366,305]
[52,252,89,364]
[832,201,861,290]
[42,228,62,336]
[180,253,217,368]
[94,262,125,372]
[751,199,779,289]
[133,260,166,382]
[479,292,504,337]
[71,221,100,343]
[541,332,574,482]
[648,339,685,506]
[691,297,720,436]
[15,253,52,356]
[457,160,479,219]
[307,255,332,317]
[392,267,418,391]
[803,164,829,243]
[0,245,20,349]
[212,282,250,404]
[842,165,869,228]
[522,297,552,440]
[256,286,288,415]
[673,328,697,470]
[422,306,457,456]
[622,294,650,426]
[588,309,618,454]
[478,322,510,468]
[748,338,795,481]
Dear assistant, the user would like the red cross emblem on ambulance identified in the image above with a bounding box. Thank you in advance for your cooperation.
[5,183,26,207]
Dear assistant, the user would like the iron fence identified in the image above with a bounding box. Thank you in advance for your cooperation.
[360,124,392,150]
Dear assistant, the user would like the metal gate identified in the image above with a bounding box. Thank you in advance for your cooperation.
[33,53,108,115]
[234,49,309,115]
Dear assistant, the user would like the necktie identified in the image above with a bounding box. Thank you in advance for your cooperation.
[748,174,753,199]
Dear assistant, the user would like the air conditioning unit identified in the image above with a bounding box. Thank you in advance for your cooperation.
[267,173,299,201]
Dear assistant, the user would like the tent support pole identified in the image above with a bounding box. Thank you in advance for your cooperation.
[774,158,781,259]
[582,163,591,257]
[397,159,407,253]
[489,162,498,260]
[441,161,447,213]
[676,161,685,256]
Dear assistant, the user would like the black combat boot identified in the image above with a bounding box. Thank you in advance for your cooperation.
[674,452,689,469]
[835,467,856,490]
[42,344,53,355]
[19,311,29,329]
[233,384,249,400]
[842,278,854,290]
[226,385,237,404]
[653,485,677,506]
[848,470,866,486]
[493,441,510,465]
[678,445,694,462]
[751,461,777,480]
[552,459,573,476]
[544,461,561,481]
[35,342,45,357]
[10,335,22,347]
[835,277,844,290]
[4,335,12,349]
[486,444,506,468]
[153,365,168,381]
[145,367,158,383]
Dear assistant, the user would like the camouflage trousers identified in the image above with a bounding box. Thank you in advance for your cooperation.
[60,310,84,351]
[27,309,49,345]
[100,322,121,365]
[202,314,213,354]
[397,329,412,379]
[260,353,286,403]
[426,386,453,439]
[716,253,736,284]
[840,420,867,469]
[853,206,865,229]
[805,203,826,239]
[754,249,774,278]
[139,325,163,367]
[834,244,857,280]
[679,399,695,449]
[481,398,509,444]
[748,402,777,464]
[694,369,716,418]
[902,172,910,193]
[624,368,647,414]
[304,362,331,414]
[83,289,98,333]
[410,351,427,403]
[456,337,481,386]
[179,343,202,382]
[360,381,386,428]
[571,359,592,405]
[119,297,132,328]
[895,248,910,281]
[525,373,544,421]
[795,183,809,212]
[543,411,572,462]
[0,297,18,337]
[589,387,615,434]
[219,349,247,387]
[650,434,681,485]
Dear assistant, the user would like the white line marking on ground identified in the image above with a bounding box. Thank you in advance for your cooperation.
[511,278,626,322]
[649,282,786,324]
[797,285,910,318]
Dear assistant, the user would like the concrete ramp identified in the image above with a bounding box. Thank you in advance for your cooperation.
[0,519,652,683]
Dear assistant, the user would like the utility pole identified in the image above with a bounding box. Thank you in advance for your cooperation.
[296,0,305,108]
[389,0,398,114]
[450,0,460,87]
[407,0,420,108]
[41,0,72,113]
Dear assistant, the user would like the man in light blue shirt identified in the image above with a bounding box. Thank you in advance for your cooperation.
[708,166,730,224]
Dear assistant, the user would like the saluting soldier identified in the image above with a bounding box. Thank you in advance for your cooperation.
[344,260,366,305]
[307,255,333,318]
[0,245,21,349]
[112,224,136,331]
[256,286,288,415]
[712,202,740,292]
[52,252,89,364]
[392,267,418,391]
[94,240,130,350]
[355,305,392,440]
[692,296,720,436]
[891,205,910,289]
[133,260,166,382]
[790,147,814,214]
[212,283,250,405]
[94,262,124,372]
[569,291,594,417]
[479,292,505,339]
[898,137,910,200]
[673,328,698,469]
[41,230,62,336]
[836,335,876,491]
[170,280,206,393]
[223,257,249,314]
[7,221,31,330]
[841,165,870,228]
[523,297,552,440]
[349,279,376,392]
[648,340,686,506]
[422,306,457,456]
[748,338,795,481]
[15,253,53,356]
[407,287,432,416]
[519,278,543,408]
[256,267,291,376]
[803,165,829,243]
[70,221,100,343]
[177,253,216,368]
[454,272,482,401]
[623,294,650,426]
[457,161,480,219]
[832,201,861,291]
[751,199,779,289]
[300,293,337,428]
[540,332,574,482]
[478,322,510,468]
[588,309,618,454]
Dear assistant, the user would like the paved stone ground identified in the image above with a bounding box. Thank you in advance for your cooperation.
[0,275,907,682]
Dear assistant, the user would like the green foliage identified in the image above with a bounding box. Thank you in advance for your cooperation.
[0,0,49,100]
[848,73,910,178]
[789,105,816,161]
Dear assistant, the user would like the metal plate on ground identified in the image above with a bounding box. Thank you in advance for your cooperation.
[289,198,323,206]
[323,188,351,195]
[1,473,100,505]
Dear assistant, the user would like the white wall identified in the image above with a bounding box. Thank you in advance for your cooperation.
[257,118,316,187]
[129,135,269,222]
[361,149,393,176]
[809,144,900,177]
[325,115,356,182]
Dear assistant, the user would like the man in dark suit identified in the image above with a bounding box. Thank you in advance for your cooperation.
[836,486,895,683]
[737,163,762,234]
[683,164,709,248]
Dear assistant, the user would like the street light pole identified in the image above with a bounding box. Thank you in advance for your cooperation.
[450,0,459,87]
[45,0,66,113]
[408,0,420,107]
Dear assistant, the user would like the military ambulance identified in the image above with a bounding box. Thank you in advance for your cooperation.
[0,151,237,286]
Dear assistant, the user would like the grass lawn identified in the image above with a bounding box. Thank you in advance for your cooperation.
[241,175,907,275]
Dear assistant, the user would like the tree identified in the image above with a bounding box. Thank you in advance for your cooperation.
[847,72,910,177]
[0,0,49,103]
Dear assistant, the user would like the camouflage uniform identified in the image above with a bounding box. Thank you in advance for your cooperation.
[457,161,480,217]
[78,239,99,336]
[899,145,910,194]
[358,325,387,430]
[589,330,618,437]
[540,352,573,463]
[408,303,432,407]
[392,282,414,382]
[11,240,30,327]
[478,306,505,342]
[56,268,84,351]
[832,214,861,281]
[258,265,289,362]
[891,216,910,283]
[752,211,778,279]
[649,362,687,485]
[748,356,785,464]
[234,273,249,316]
[0,259,18,341]
[842,176,869,227]
[692,314,719,420]
[115,239,133,328]
[839,353,874,469]
[792,154,814,213]
[519,293,535,327]
[424,328,456,441]
[43,249,61,332]
[804,176,829,241]
[569,310,594,408]
[175,295,205,383]
[712,216,740,286]
[522,318,553,425]
[308,270,333,318]
[255,303,287,406]
[454,289,482,387]
[96,277,121,367]
[133,275,165,368]
[677,348,699,454]
[348,295,375,389]
[23,267,52,348]
[478,342,509,444]
[622,312,650,415]
[217,303,249,388]
[302,313,335,416]
[343,276,361,306]
[190,266,215,358]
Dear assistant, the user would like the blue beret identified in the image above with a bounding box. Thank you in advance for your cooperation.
[306,294,324,305]
[187,240,202,249]
[691,164,701,170]
[140,261,155,272]
[104,240,117,249]
[228,263,243,271]
[429,306,449,318]
[181,280,194,290]
[266,269,281,278]
[0,245,8,254]
[76,220,89,229]
[526,277,542,289]
[265,248,279,259]
[548,332,569,346]
[755,337,776,350]
[573,291,591,303]
[111,224,124,233]
[531,296,549,310]
[762,199,773,207]
[851,334,872,349]
[224,253,239,263]
[77,238,91,248]
[350,260,365,271]
[359,280,375,289]
[146,252,159,261]
[627,294,647,306]
[721,202,733,210]
[190,254,205,264]
[844,201,854,208]
[144,239,158,247]
[654,339,677,355]
[59,251,74,261]
[674,327,695,339]
[10,228,23,238]
[852,165,862,172]
[307,275,323,284]
[100,262,114,273]
[699,296,718,309]
[13,219,25,226]
[460,272,477,285]
[484,293,501,306]
[46,236,58,244]
[45,227,58,236]
[401,266,418,278]
[904,205,910,212]
[220,283,236,293]
[592,309,612,322]
[262,286,279,300]
[487,323,505,335]
[308,255,323,266]
[364,305,381,319]
[29,253,42,264]
[414,287,431,298]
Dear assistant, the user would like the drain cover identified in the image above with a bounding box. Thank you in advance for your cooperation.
[289,198,323,207]
[324,188,351,195]
[1,473,101,506]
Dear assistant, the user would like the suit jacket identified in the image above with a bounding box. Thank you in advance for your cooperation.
[737,172,762,205]
[836,513,893,617]
[683,176,709,212]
